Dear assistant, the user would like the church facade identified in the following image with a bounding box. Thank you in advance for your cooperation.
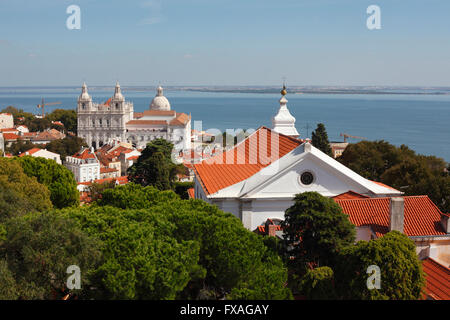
[77,82,191,151]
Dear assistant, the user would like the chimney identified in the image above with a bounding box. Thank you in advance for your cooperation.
[389,197,404,233]
[441,214,450,234]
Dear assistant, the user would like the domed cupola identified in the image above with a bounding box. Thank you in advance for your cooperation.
[78,82,92,102]
[112,81,125,101]
[150,86,171,111]
[272,85,299,137]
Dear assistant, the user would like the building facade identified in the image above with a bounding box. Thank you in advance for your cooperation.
[77,83,191,151]
[0,113,14,130]
[65,148,100,183]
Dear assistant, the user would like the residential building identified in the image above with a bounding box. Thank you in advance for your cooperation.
[0,113,14,129]
[65,147,100,183]
[18,147,62,164]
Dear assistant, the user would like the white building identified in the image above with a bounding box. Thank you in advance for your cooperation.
[193,88,402,231]
[0,133,4,154]
[19,147,62,164]
[0,113,14,129]
[65,147,100,183]
[77,82,191,151]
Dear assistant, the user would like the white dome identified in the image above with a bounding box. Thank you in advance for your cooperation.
[149,86,171,111]
[78,82,91,101]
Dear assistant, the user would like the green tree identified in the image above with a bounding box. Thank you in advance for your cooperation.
[0,212,102,299]
[128,139,183,190]
[0,106,34,124]
[47,109,77,133]
[88,180,116,203]
[16,156,79,209]
[281,192,356,273]
[311,123,332,156]
[334,231,425,300]
[45,135,88,161]
[339,140,449,212]
[298,266,336,300]
[5,139,41,156]
[93,184,292,300]
[0,259,19,300]
[173,181,194,200]
[0,158,52,222]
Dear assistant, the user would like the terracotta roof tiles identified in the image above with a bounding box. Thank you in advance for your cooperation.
[422,258,450,300]
[335,196,448,237]
[194,126,303,195]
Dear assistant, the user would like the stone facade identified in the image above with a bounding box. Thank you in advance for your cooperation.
[77,83,191,151]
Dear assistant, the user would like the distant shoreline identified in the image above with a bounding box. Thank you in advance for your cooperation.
[1,86,450,96]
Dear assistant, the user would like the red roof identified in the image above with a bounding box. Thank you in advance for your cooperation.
[335,196,448,237]
[422,258,450,300]
[169,113,190,126]
[333,191,369,200]
[18,148,42,157]
[370,180,400,192]
[78,176,128,186]
[100,167,118,174]
[126,120,167,125]
[187,188,195,199]
[72,148,96,160]
[142,110,176,116]
[3,133,19,140]
[127,155,139,160]
[0,128,17,132]
[194,127,303,195]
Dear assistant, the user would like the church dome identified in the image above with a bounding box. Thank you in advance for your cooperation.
[79,82,91,101]
[150,86,171,111]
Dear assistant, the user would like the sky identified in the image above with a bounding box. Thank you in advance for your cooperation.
[1,0,450,86]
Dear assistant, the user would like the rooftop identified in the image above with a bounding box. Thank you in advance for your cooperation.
[422,257,450,300]
[335,195,448,237]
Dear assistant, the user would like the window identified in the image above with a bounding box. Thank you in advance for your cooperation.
[299,171,314,185]
[82,103,86,110]
[116,103,119,109]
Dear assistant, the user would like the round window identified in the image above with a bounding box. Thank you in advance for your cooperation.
[300,171,314,185]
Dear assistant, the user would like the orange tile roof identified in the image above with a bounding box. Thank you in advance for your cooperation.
[194,126,303,195]
[0,128,17,132]
[169,113,190,126]
[133,112,144,119]
[100,167,118,173]
[370,180,400,192]
[78,176,128,186]
[126,120,167,125]
[333,191,369,200]
[72,148,96,160]
[3,133,19,140]
[187,188,195,199]
[335,196,448,237]
[127,155,139,160]
[18,148,42,157]
[422,258,450,300]
[142,110,176,116]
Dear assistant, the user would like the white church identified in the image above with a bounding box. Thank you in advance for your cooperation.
[77,82,191,151]
[192,86,403,231]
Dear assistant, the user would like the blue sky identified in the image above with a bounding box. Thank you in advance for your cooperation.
[1,0,450,86]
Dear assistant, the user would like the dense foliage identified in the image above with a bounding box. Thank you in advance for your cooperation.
[0,158,52,221]
[282,192,355,272]
[311,123,332,156]
[89,183,292,299]
[128,139,184,190]
[46,109,77,133]
[339,140,450,212]
[16,156,79,208]
[45,136,88,161]
[334,231,425,300]
[281,192,425,300]
[0,212,102,299]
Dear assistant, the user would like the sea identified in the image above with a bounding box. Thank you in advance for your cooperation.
[0,87,449,162]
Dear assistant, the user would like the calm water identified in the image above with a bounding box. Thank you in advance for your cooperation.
[0,87,449,161]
